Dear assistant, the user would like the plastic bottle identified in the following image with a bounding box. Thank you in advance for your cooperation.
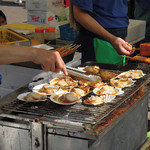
[34,27,44,44]
[44,27,56,45]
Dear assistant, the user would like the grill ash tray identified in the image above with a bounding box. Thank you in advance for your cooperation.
[0,62,150,134]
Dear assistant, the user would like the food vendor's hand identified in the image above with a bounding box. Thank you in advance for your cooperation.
[112,37,135,55]
[33,49,68,75]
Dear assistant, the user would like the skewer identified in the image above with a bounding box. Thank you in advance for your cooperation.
[134,47,140,51]
[122,55,150,64]
[61,44,76,53]
[121,55,132,59]
[61,44,81,53]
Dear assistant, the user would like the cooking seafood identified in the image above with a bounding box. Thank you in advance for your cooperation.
[32,83,60,95]
[93,85,124,96]
[110,77,135,88]
[117,70,144,79]
[50,91,80,105]
[49,76,78,88]
[130,56,150,64]
[83,95,116,105]
[82,66,101,74]
[78,79,105,89]
[20,92,47,102]
[99,70,118,80]
[71,86,90,97]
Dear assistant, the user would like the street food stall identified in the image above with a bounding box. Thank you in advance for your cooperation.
[0,58,150,150]
[0,14,150,150]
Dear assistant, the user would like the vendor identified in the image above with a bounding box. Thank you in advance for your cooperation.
[0,44,68,75]
[134,0,150,43]
[70,0,134,64]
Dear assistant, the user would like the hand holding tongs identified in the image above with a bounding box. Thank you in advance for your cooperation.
[66,66,101,81]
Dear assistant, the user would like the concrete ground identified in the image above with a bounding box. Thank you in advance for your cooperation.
[0,0,27,24]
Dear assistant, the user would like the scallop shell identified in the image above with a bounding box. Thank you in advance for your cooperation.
[110,77,135,88]
[117,70,145,79]
[49,76,78,88]
[93,85,124,96]
[70,86,90,97]
[50,91,81,105]
[17,92,47,102]
[32,83,59,95]
[83,95,116,106]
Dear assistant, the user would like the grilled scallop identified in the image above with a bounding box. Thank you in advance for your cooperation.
[117,70,144,79]
[58,92,79,103]
[83,95,105,105]
[110,77,135,88]
[71,86,90,97]
[50,76,78,88]
[52,92,80,104]
[83,95,116,105]
[83,66,101,74]
[24,92,46,101]
[38,84,59,95]
[93,85,121,95]
[78,79,105,89]
[99,70,118,80]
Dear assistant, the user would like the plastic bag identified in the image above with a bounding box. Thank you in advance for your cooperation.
[94,38,125,65]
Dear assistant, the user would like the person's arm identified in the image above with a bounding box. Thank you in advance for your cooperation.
[0,44,68,75]
[73,5,134,55]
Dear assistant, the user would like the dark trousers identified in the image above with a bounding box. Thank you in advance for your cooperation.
[74,27,128,63]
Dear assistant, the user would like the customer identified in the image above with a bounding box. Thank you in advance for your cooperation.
[0,10,7,26]
[70,0,134,63]
[134,0,150,43]
[0,44,68,75]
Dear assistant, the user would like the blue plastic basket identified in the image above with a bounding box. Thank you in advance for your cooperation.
[59,24,78,41]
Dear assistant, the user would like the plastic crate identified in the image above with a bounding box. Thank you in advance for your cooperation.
[59,24,78,41]
[0,29,30,45]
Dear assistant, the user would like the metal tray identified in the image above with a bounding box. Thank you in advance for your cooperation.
[62,50,75,63]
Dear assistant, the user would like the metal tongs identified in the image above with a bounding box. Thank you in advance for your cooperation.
[66,66,101,81]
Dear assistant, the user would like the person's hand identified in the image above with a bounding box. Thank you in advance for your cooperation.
[111,37,135,55]
[33,49,68,75]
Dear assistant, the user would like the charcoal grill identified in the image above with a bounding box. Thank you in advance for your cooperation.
[0,62,150,150]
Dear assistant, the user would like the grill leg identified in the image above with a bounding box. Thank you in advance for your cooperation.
[31,122,44,150]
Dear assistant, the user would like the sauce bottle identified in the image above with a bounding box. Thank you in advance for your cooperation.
[44,27,56,45]
[34,27,44,44]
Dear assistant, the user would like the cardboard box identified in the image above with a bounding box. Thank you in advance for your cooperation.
[26,0,64,13]
[27,10,59,25]
[26,0,52,11]
[27,10,68,26]
[126,19,146,44]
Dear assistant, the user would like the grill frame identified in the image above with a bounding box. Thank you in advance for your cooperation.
[0,61,150,150]
[0,62,150,139]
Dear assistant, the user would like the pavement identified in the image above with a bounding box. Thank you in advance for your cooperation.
[0,0,27,24]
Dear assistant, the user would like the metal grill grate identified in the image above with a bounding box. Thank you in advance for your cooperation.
[1,75,148,126]
[0,62,149,132]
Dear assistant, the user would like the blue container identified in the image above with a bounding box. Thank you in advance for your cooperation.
[59,24,78,41]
